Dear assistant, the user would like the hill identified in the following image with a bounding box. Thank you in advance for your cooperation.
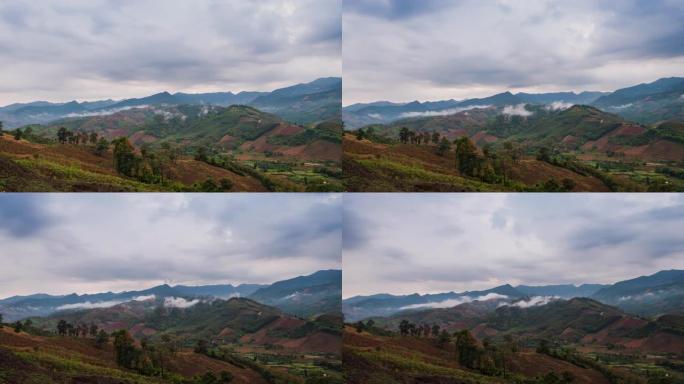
[0,133,272,192]
[250,77,342,124]
[343,326,614,384]
[592,77,684,123]
[0,77,341,128]
[1,269,340,322]
[0,326,276,384]
[342,133,614,192]
[592,269,684,317]
[249,270,342,318]
[343,285,525,322]
[0,282,265,322]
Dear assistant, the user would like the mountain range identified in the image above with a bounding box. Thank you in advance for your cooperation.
[343,77,684,129]
[343,269,684,322]
[0,269,341,322]
[0,77,341,128]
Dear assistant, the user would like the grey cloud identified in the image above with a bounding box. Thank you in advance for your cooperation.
[0,194,53,237]
[0,0,340,104]
[0,194,341,297]
[343,0,684,104]
[343,194,684,297]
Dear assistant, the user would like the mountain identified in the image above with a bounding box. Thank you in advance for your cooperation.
[0,282,265,322]
[592,269,684,316]
[29,296,341,353]
[249,270,342,318]
[0,77,341,128]
[250,77,342,124]
[592,77,684,124]
[30,104,342,162]
[342,284,526,322]
[515,283,606,298]
[342,90,608,129]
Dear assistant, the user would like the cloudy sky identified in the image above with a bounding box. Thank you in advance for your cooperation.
[0,194,341,298]
[343,193,684,298]
[0,0,341,105]
[343,0,684,105]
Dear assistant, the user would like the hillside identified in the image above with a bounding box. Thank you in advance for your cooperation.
[29,297,342,357]
[343,285,526,322]
[343,326,614,384]
[249,270,342,318]
[592,270,684,316]
[343,133,613,192]
[0,133,268,192]
[0,77,341,128]
[0,326,273,384]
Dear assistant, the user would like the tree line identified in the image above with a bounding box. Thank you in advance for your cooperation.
[353,318,577,383]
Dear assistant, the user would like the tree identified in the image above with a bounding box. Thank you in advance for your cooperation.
[436,137,451,156]
[113,329,139,369]
[0,120,3,134]
[219,371,234,383]
[195,146,209,162]
[454,137,479,176]
[57,320,68,336]
[438,329,451,347]
[13,321,23,333]
[355,129,365,141]
[0,313,3,328]
[89,323,98,337]
[57,127,68,144]
[95,137,109,156]
[454,329,479,369]
[95,329,109,348]
[431,131,440,144]
[537,146,551,162]
[399,320,410,336]
[112,137,138,176]
[89,132,98,144]
[399,127,410,144]
[194,339,209,354]
[536,339,551,354]
[431,324,440,337]
[13,129,23,141]
[366,319,375,329]
[354,321,365,333]
[561,178,576,192]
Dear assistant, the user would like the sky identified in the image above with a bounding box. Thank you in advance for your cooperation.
[343,0,684,105]
[0,193,341,298]
[343,193,684,298]
[0,0,341,105]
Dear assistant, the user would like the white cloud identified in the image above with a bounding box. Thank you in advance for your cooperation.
[506,296,559,308]
[400,293,508,310]
[545,101,574,111]
[57,300,123,310]
[164,297,200,308]
[399,105,490,118]
[502,104,533,117]
[132,294,156,301]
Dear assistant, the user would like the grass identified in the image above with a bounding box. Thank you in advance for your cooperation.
[14,157,161,191]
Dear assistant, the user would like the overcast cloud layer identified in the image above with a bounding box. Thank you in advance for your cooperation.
[343,194,684,298]
[0,194,341,298]
[343,0,684,105]
[0,0,341,105]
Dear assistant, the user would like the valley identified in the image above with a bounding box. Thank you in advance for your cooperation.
[343,270,684,383]
[0,270,343,384]
[344,77,684,192]
[0,78,342,192]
